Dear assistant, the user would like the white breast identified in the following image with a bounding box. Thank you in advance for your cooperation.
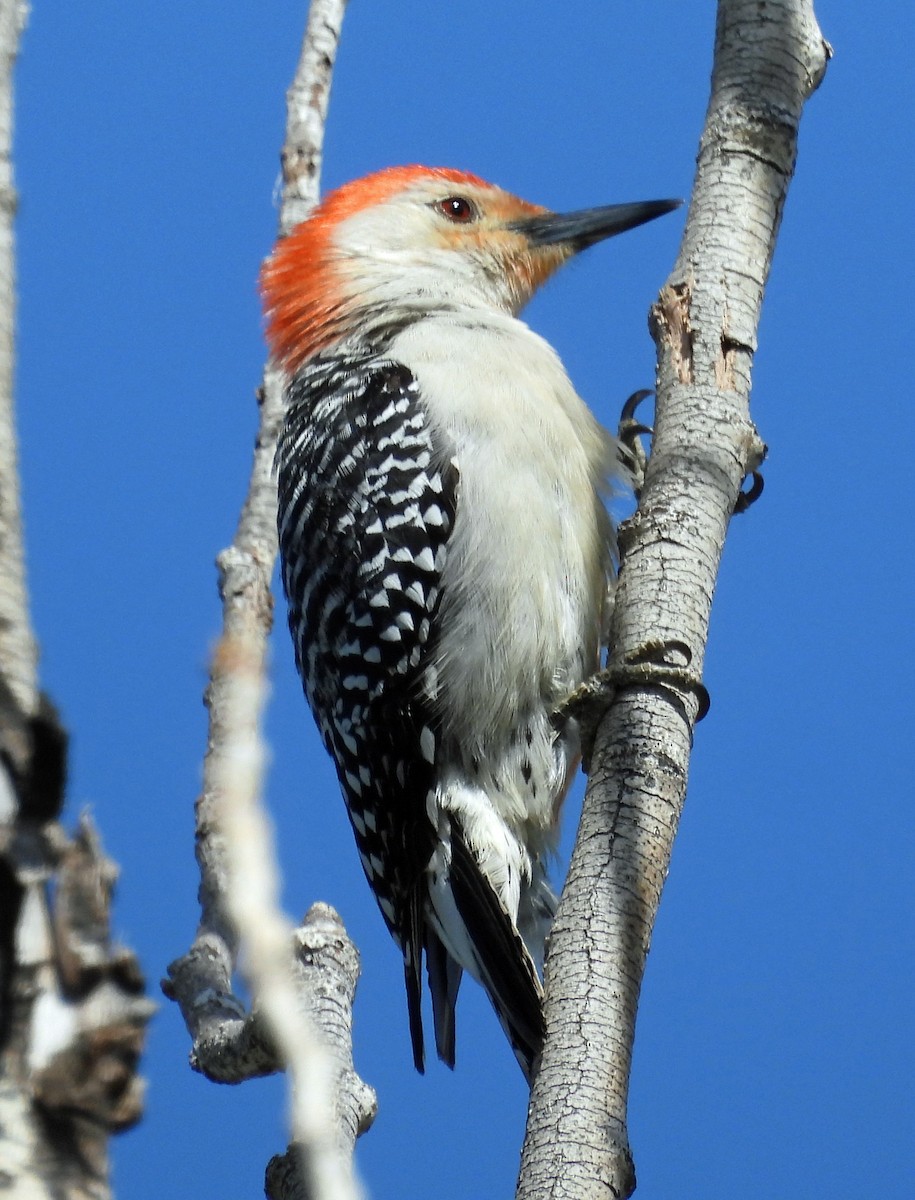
[389,313,617,777]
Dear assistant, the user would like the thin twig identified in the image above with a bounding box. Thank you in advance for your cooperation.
[165,4,374,1196]
[212,630,364,1200]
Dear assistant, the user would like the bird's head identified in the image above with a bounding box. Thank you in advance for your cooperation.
[261,165,680,372]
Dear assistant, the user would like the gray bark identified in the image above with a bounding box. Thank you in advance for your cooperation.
[164,4,376,1197]
[0,3,152,1193]
[0,802,153,1200]
[517,3,830,1197]
[0,0,33,720]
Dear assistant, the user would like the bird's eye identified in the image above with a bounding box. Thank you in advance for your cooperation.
[437,196,476,223]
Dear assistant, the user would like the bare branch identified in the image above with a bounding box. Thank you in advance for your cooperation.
[165,4,375,1196]
[0,4,152,1191]
[209,627,367,1200]
[517,4,830,1197]
[0,0,35,718]
[279,0,347,237]
[1,724,153,1198]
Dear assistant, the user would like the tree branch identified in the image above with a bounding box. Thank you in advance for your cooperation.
[517,4,830,1197]
[164,4,375,1197]
[0,0,35,719]
[0,4,152,1193]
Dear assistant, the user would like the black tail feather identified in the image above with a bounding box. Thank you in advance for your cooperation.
[448,819,546,1082]
[404,888,426,1073]
[426,931,462,1069]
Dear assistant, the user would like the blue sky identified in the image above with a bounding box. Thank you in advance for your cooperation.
[13,2,913,1197]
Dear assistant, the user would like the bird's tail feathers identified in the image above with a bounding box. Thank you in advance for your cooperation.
[403,889,426,1074]
[445,818,545,1083]
[425,931,463,1069]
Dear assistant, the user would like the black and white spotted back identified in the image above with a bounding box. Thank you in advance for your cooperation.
[277,352,456,922]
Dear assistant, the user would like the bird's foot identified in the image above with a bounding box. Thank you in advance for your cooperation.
[734,467,765,513]
[734,431,768,514]
[617,389,654,499]
[619,390,767,515]
[557,640,710,770]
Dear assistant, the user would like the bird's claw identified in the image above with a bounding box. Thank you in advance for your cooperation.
[617,389,653,498]
[734,468,765,514]
[557,639,710,771]
[734,433,767,514]
[619,391,767,516]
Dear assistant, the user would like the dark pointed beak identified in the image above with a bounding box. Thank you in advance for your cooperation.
[509,198,682,252]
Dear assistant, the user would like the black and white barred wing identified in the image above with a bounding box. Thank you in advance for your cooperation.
[277,358,451,887]
[276,358,455,1063]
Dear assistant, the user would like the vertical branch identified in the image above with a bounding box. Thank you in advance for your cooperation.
[165,5,375,1197]
[211,630,367,1200]
[517,4,830,1198]
[0,4,152,1195]
[202,0,351,962]
[0,0,34,719]
[279,0,346,238]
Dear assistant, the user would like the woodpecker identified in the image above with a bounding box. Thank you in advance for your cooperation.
[261,166,678,1081]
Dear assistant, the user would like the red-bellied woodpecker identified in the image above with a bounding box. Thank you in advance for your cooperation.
[261,166,679,1081]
